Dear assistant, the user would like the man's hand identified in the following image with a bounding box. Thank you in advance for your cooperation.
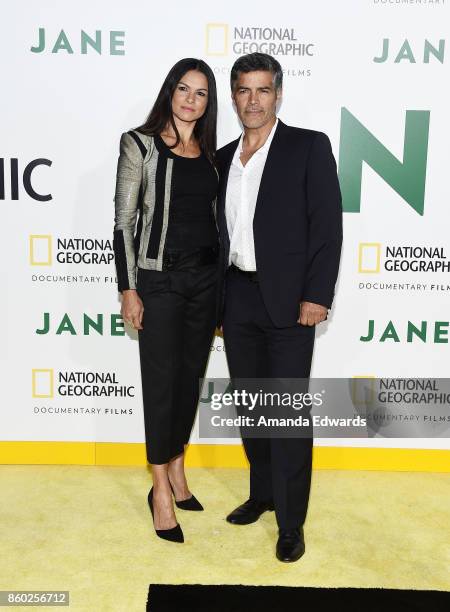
[121,289,144,330]
[298,301,328,326]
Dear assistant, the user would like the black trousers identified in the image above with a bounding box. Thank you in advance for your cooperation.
[222,267,315,530]
[136,251,218,465]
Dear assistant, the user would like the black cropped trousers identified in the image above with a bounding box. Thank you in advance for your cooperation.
[136,249,218,465]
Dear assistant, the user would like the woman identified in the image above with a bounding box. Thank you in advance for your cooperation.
[113,58,219,543]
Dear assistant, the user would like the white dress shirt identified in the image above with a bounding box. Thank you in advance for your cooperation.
[225,118,279,270]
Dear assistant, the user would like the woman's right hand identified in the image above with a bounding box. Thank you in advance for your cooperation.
[121,290,144,330]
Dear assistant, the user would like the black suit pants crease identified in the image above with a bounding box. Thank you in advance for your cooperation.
[222,268,315,530]
[136,262,218,465]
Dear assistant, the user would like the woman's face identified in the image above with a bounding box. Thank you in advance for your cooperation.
[171,69,209,124]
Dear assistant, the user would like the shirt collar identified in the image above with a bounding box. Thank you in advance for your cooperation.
[236,116,279,157]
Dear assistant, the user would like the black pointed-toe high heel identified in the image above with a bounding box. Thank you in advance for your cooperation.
[148,487,184,543]
[169,482,204,511]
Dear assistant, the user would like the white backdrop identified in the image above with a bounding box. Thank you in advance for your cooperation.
[2,0,449,453]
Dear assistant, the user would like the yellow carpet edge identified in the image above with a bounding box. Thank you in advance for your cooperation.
[0,442,448,472]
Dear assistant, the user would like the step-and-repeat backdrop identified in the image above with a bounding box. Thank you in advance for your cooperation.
[2,0,449,453]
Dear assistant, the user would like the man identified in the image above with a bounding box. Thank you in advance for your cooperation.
[216,53,343,563]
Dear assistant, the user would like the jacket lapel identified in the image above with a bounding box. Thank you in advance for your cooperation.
[218,138,240,246]
[253,119,287,226]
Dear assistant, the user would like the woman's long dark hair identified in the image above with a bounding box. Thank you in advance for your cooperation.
[135,58,217,163]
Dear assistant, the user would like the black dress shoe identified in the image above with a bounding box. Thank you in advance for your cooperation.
[169,483,204,511]
[226,498,274,525]
[148,488,184,543]
[276,527,305,562]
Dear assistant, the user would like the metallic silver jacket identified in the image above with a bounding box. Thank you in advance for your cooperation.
[113,129,217,292]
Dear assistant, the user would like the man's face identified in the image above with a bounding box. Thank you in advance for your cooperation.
[232,70,281,130]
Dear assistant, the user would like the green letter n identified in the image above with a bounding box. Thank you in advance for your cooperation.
[338,107,429,215]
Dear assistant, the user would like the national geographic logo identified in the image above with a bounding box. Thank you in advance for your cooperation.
[351,377,450,437]
[29,235,117,286]
[31,369,135,398]
[205,24,314,57]
[30,28,125,55]
[29,236,114,265]
[358,244,450,274]
[357,243,450,294]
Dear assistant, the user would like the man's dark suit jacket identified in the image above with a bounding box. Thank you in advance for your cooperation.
[216,118,343,329]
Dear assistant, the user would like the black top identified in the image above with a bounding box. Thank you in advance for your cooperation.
[154,135,218,250]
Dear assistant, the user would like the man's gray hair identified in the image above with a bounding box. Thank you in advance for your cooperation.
[230,53,283,92]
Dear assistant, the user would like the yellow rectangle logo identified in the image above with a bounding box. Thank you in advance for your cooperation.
[206,23,228,56]
[352,376,376,406]
[30,235,52,266]
[32,369,54,398]
[358,243,381,273]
